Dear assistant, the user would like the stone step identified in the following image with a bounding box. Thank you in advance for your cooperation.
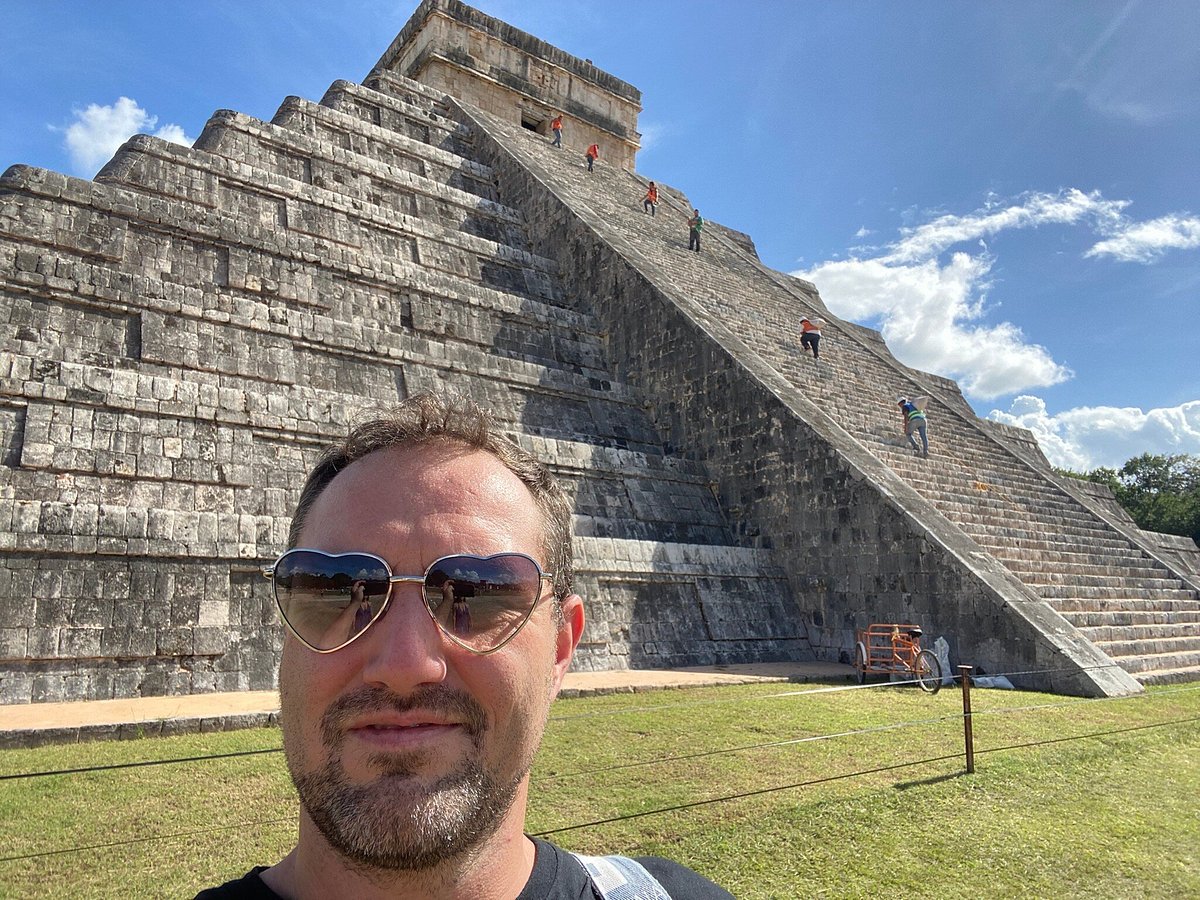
[911,482,1109,521]
[1002,559,1172,583]
[0,485,736,561]
[574,535,782,577]
[1097,636,1200,660]
[271,95,498,201]
[2,291,647,441]
[320,79,477,159]
[1005,570,1187,592]
[988,544,1167,570]
[1135,665,1200,685]
[1064,608,1200,628]
[903,473,1116,512]
[1099,643,1200,672]
[312,79,483,168]
[998,556,1187,589]
[362,68,457,108]
[1036,583,1195,602]
[909,473,1115,518]
[96,134,563,305]
[984,542,1152,564]
[4,406,721,499]
[1,436,736,556]
[1074,622,1200,643]
[1,533,800,683]
[1,352,668,474]
[572,535,811,672]
[954,517,1134,548]
[0,493,289,559]
[949,513,1138,547]
[520,432,717,485]
[3,249,612,385]
[3,167,564,328]
[1050,596,1200,614]
[192,108,526,247]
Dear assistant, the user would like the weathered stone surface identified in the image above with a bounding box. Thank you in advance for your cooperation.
[1,3,1197,711]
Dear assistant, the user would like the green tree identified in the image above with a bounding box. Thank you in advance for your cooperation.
[1062,453,1200,546]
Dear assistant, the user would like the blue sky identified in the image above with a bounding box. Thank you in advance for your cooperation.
[2,1,1197,470]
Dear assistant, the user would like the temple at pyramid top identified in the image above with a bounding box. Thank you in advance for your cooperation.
[371,0,643,169]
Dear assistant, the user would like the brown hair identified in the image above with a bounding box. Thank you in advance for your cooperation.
[287,391,574,600]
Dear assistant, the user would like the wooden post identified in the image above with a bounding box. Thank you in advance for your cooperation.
[959,665,975,774]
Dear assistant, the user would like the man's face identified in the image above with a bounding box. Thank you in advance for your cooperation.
[278,443,581,871]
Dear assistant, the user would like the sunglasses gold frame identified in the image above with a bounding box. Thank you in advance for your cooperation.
[262,548,555,654]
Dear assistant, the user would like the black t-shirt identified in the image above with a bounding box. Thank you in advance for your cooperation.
[193,837,733,899]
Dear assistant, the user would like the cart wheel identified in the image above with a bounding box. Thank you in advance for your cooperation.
[854,641,867,685]
[915,649,942,694]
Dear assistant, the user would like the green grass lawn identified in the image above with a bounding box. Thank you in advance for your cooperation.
[1,681,1197,899]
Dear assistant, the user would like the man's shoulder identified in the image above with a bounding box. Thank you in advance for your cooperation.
[192,867,280,900]
[528,837,732,899]
[635,855,735,899]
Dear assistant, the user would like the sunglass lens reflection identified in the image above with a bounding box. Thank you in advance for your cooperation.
[274,551,390,650]
[424,555,540,650]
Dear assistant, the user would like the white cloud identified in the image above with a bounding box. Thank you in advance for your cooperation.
[883,189,1127,264]
[795,189,1118,400]
[802,252,1072,399]
[637,121,667,152]
[1085,214,1200,263]
[794,188,1200,401]
[988,396,1200,470]
[853,226,872,239]
[61,96,193,176]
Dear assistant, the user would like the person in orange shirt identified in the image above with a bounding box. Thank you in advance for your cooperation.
[643,181,658,216]
[586,142,599,172]
[800,315,826,360]
[550,114,563,148]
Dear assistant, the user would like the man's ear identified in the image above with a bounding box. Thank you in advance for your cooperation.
[550,593,585,694]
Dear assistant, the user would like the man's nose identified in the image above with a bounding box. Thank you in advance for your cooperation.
[357,583,449,690]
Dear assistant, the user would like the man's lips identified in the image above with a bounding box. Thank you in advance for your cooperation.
[319,684,489,748]
[346,715,465,748]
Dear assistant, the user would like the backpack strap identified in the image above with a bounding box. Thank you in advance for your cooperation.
[571,852,673,900]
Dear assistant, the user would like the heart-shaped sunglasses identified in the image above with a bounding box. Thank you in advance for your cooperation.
[262,549,554,654]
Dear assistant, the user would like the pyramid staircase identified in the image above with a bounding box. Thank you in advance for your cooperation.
[0,72,811,703]
[439,91,1200,690]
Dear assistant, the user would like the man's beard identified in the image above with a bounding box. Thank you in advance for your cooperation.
[288,684,526,872]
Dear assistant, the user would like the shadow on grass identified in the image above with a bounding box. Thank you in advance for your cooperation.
[893,770,969,791]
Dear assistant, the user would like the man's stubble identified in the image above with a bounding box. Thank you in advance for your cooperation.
[285,683,526,872]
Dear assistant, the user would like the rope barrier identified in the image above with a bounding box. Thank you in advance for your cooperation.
[0,746,283,782]
[534,714,1200,837]
[970,681,1200,721]
[532,752,967,837]
[0,817,296,864]
[976,714,1200,756]
[2,666,1191,782]
[2,692,1195,863]
[538,714,957,782]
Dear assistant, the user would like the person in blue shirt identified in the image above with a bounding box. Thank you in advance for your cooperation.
[898,395,930,457]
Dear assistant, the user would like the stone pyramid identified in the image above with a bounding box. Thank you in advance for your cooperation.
[2,0,1197,705]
